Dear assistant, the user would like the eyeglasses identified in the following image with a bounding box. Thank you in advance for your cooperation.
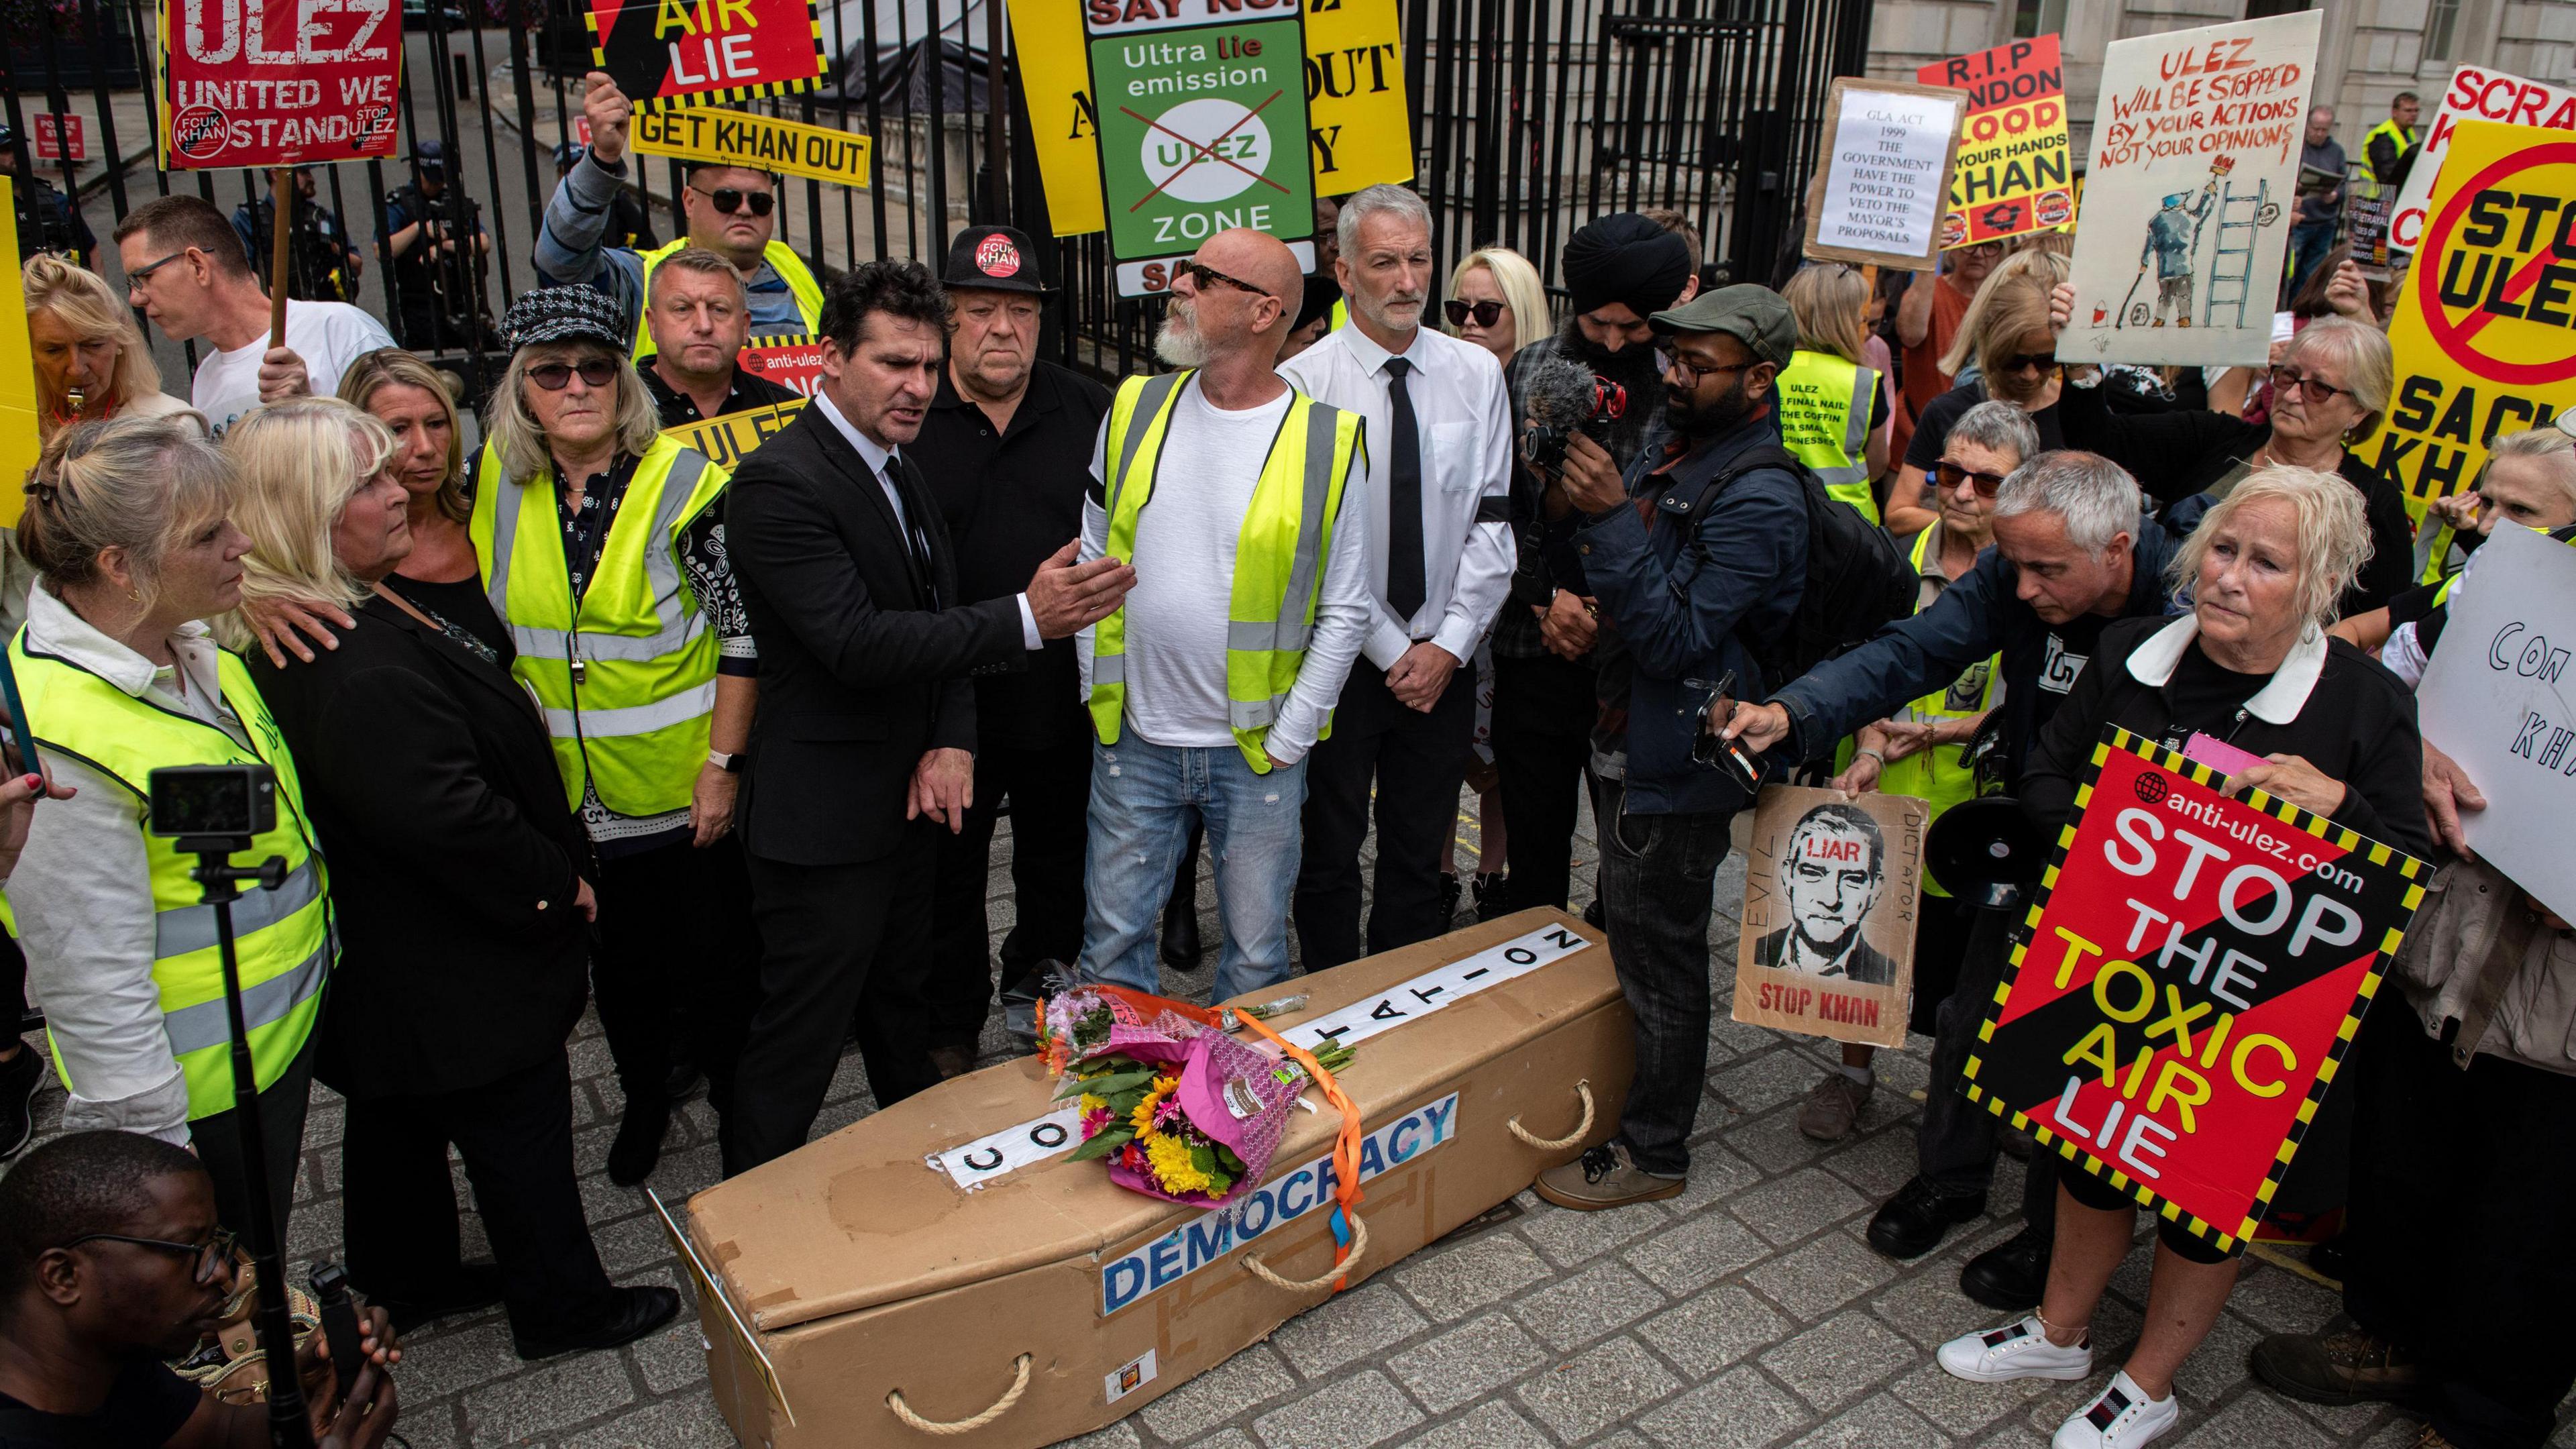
[1664,352,1755,386]
[526,359,621,390]
[66,1226,238,1285]
[1175,260,1269,299]
[2267,366,2350,405]
[127,249,188,282]
[690,185,775,217]
[1997,351,2059,376]
[1936,460,2010,498]
[1444,299,1506,328]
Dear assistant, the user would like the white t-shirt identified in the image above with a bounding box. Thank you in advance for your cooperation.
[190,299,397,437]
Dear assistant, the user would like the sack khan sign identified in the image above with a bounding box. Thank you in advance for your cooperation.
[157,0,401,168]
[1965,729,2425,1255]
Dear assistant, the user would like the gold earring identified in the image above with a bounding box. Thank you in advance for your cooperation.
[127,588,141,602]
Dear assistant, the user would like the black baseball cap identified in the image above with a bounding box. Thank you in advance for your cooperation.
[941,225,1047,295]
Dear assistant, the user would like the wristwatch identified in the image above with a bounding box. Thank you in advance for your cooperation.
[708,749,743,773]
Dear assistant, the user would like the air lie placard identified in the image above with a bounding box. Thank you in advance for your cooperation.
[630,106,869,187]
[1964,729,2426,1256]
[2367,121,2576,504]
[1917,36,2072,247]
[586,0,824,113]
[157,0,402,169]
[2386,64,2576,256]
[659,396,806,470]
[1731,785,1928,1049]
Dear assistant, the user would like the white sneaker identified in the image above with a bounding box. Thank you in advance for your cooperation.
[2051,1371,2180,1448]
[1937,1316,2095,1383]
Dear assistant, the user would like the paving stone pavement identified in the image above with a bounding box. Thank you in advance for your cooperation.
[21,792,2559,1448]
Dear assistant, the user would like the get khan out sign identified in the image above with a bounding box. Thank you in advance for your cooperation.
[586,0,824,112]
[2369,121,2575,504]
[158,0,400,168]
[1964,729,2426,1254]
[1918,36,2072,247]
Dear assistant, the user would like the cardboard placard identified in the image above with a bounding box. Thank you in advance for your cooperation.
[2387,65,2576,256]
[32,113,87,163]
[2416,527,2576,921]
[1964,728,2426,1256]
[1802,77,1968,269]
[585,0,824,113]
[0,182,39,531]
[660,396,806,470]
[156,0,402,168]
[1917,36,2073,248]
[734,333,824,394]
[1731,785,1927,1049]
[2366,121,2576,505]
[2339,162,2394,279]
[2057,10,2320,369]
[1013,0,1409,239]
[631,107,869,187]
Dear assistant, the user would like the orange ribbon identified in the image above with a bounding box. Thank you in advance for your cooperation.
[1230,1008,1365,1291]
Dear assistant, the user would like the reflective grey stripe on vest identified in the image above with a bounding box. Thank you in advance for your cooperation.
[1814,365,1875,487]
[541,680,718,740]
[1092,653,1124,686]
[160,936,329,1057]
[1228,404,1342,660]
[1230,696,1277,731]
[154,857,321,961]
[1106,372,1188,528]
[492,450,715,665]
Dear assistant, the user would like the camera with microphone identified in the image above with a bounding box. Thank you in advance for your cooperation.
[1518,352,1626,477]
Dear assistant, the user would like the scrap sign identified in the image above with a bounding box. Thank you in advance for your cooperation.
[1918,36,2072,247]
[157,0,402,168]
[2387,65,2576,255]
[585,0,824,113]
[2369,121,2575,504]
[1964,728,2426,1254]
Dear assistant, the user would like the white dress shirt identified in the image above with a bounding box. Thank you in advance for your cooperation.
[814,390,1040,651]
[1279,321,1515,670]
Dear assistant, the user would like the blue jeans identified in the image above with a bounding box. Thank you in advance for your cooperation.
[1078,735,1308,1004]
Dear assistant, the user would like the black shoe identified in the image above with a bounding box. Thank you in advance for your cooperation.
[1161,892,1203,969]
[0,1042,40,1161]
[1866,1176,1988,1259]
[1960,1226,2053,1311]
[513,1285,682,1360]
[372,1262,506,1334]
[1439,872,1464,928]
[1582,897,1607,928]
[663,1057,704,1103]
[927,1045,975,1080]
[2307,1236,2348,1284]
[606,1099,670,1186]
[1472,871,1510,922]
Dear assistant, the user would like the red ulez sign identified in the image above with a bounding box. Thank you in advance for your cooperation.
[157,0,402,169]
[735,334,823,394]
[586,0,825,113]
[1963,728,2427,1255]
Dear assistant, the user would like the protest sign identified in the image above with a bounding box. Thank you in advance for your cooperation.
[1086,3,1315,298]
[585,0,824,113]
[0,182,39,531]
[1917,36,2072,248]
[32,114,86,164]
[661,396,806,470]
[156,0,402,168]
[1802,78,1967,270]
[631,106,869,187]
[1012,0,1409,239]
[1964,727,2426,1254]
[2339,162,2394,278]
[1731,786,1927,1049]
[2366,121,2573,505]
[2387,65,2576,256]
[2057,10,2318,369]
[2416,527,2576,922]
[734,333,823,394]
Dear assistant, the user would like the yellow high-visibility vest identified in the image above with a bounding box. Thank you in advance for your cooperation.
[2358,119,2417,201]
[1776,348,1880,523]
[1835,525,1999,896]
[631,238,824,360]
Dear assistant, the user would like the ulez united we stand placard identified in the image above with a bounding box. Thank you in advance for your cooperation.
[158,0,402,168]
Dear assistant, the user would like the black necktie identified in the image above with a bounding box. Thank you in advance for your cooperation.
[1385,356,1426,622]
[881,460,934,602]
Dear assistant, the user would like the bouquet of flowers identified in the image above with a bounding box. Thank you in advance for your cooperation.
[1039,985,1353,1209]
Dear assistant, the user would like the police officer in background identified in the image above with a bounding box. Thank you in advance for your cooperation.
[915,225,1112,1067]
[231,164,363,303]
[555,143,660,253]
[382,140,497,354]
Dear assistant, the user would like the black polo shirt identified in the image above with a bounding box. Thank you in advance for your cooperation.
[914,359,1112,750]
[642,362,800,428]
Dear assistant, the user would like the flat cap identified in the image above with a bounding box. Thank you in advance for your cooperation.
[1648,284,1798,368]
[502,285,627,354]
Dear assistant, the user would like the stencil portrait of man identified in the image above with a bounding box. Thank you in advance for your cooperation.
[1753,802,1897,985]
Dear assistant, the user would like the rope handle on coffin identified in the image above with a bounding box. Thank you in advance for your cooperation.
[1230,1006,1366,1293]
[1507,1079,1596,1151]
[886,1352,1033,1436]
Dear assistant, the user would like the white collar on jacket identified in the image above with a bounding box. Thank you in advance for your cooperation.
[2125,612,2328,724]
[21,584,226,705]
[813,390,897,479]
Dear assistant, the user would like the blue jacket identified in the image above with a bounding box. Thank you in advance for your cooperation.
[1574,417,1807,816]
[1770,519,2183,786]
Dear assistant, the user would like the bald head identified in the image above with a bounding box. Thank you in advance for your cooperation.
[1206,228,1305,307]
[1158,228,1303,370]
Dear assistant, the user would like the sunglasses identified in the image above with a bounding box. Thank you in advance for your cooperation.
[2267,365,2349,405]
[67,1226,238,1285]
[1937,460,2010,498]
[1444,299,1506,328]
[1997,351,2059,376]
[527,359,621,390]
[690,184,775,217]
[1175,260,1269,298]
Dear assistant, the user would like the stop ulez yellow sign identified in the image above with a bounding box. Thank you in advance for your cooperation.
[2371,120,2576,503]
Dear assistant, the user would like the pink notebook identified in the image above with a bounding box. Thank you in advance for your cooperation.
[2182,731,2267,777]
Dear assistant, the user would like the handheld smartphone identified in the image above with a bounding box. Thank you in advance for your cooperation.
[309,1260,366,1397]
[1686,672,1765,792]
[0,651,39,783]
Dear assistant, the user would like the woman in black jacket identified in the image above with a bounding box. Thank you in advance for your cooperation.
[1932,465,2429,1449]
[2047,282,2416,617]
[225,398,678,1359]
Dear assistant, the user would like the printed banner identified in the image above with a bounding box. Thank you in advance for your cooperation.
[659,396,806,469]
[631,107,869,187]
[1731,786,1927,1049]
[1965,728,2426,1255]
[734,333,824,394]
[2416,526,2576,922]
[1918,36,2072,248]
[2058,10,2320,368]
[1803,78,1968,270]
[1013,0,1409,239]
[585,0,824,113]
[2368,121,2574,504]
[33,113,87,163]
[157,0,402,169]
[2387,65,2576,256]
[2339,162,2394,278]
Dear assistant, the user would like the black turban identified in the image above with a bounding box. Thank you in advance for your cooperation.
[1560,213,1695,321]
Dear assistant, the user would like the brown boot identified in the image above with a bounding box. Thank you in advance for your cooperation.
[2248,1328,2423,1405]
[2412,1428,2459,1449]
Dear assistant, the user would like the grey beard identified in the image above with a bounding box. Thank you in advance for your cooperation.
[1155,317,1208,368]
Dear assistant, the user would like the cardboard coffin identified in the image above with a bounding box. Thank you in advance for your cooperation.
[676,908,1631,1448]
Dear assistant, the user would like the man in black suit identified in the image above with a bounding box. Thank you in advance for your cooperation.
[1751,802,1896,985]
[720,260,1133,1176]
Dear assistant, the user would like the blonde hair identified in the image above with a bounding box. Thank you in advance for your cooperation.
[1445,246,1548,359]
[2171,465,2369,630]
[221,398,398,639]
[337,348,470,525]
[481,341,661,486]
[2487,426,2576,521]
[1782,263,1869,364]
[1939,249,2071,378]
[2282,317,2394,439]
[24,255,166,436]
[15,415,231,615]
[1972,282,2058,393]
